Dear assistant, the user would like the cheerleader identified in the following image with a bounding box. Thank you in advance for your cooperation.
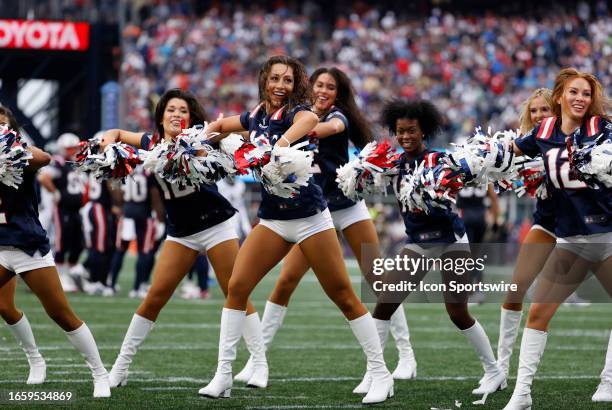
[362,99,505,396]
[496,88,556,379]
[99,89,268,389]
[0,106,110,397]
[199,56,393,404]
[234,67,416,387]
[504,68,611,409]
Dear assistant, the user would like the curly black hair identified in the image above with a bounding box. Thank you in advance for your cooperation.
[381,99,443,139]
[258,55,311,111]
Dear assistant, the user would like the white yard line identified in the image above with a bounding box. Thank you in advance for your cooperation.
[0,374,600,385]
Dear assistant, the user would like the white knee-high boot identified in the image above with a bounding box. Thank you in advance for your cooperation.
[235,301,286,383]
[353,318,390,394]
[109,314,154,387]
[349,313,393,404]
[503,327,548,410]
[463,320,506,395]
[592,330,612,402]
[497,308,523,377]
[65,323,110,398]
[389,306,417,379]
[7,314,46,384]
[199,308,246,399]
[234,312,268,387]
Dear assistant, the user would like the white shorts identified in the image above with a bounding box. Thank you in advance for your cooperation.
[166,218,239,253]
[120,217,137,241]
[531,224,556,238]
[0,247,55,274]
[331,201,371,231]
[403,233,470,258]
[259,208,334,244]
[556,232,612,262]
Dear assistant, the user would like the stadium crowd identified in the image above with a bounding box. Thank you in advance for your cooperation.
[120,1,611,145]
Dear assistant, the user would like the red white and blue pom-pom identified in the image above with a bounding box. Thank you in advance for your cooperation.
[567,133,612,189]
[0,125,32,189]
[233,135,273,175]
[496,157,548,199]
[233,135,316,198]
[448,127,518,184]
[336,140,399,200]
[141,124,236,188]
[219,133,245,157]
[75,135,141,187]
[398,152,466,213]
[260,140,315,198]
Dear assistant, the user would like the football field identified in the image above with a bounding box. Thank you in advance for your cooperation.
[1,259,610,409]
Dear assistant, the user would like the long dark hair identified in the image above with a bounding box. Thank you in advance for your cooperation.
[381,99,443,139]
[154,88,207,139]
[258,55,310,112]
[0,105,19,131]
[310,67,373,149]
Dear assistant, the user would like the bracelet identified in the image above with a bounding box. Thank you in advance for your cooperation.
[281,135,291,145]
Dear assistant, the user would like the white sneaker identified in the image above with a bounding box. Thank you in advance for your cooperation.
[592,381,612,402]
[59,273,77,293]
[128,289,145,299]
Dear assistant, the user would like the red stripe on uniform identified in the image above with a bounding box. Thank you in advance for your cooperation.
[537,117,555,140]
[271,105,286,121]
[588,116,600,137]
[249,103,264,118]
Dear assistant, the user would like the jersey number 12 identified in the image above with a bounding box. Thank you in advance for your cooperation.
[545,148,587,190]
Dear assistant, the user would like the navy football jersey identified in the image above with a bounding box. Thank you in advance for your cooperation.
[515,116,611,237]
[393,150,466,243]
[313,107,355,211]
[0,171,50,256]
[533,197,556,234]
[239,103,326,220]
[122,166,154,219]
[45,156,84,212]
[85,174,113,209]
[456,186,487,213]
[141,134,235,237]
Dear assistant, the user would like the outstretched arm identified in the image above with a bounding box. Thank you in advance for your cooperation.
[310,118,346,139]
[100,129,144,151]
[275,111,319,147]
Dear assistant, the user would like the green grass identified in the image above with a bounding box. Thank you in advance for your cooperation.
[0,258,609,409]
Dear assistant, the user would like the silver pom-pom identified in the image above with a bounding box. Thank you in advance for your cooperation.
[260,140,315,198]
[0,125,32,189]
[140,124,236,187]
